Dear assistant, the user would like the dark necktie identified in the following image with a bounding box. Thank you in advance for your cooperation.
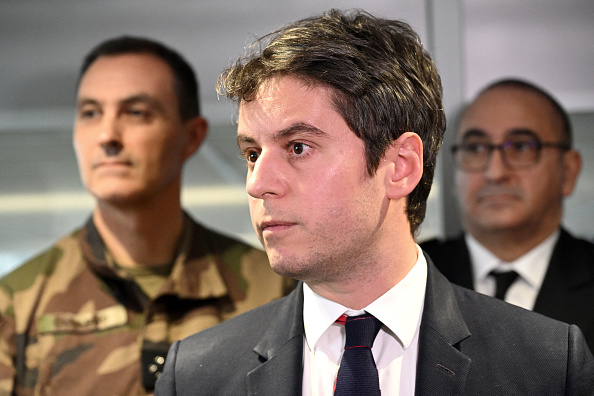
[334,313,383,396]
[490,270,519,300]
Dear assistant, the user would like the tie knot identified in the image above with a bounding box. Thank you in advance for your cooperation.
[344,314,383,349]
[490,270,519,300]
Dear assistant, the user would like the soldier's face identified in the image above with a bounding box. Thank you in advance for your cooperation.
[73,53,202,206]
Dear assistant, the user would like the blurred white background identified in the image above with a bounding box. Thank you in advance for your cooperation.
[1,0,593,275]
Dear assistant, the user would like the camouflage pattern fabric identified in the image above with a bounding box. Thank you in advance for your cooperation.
[0,213,293,396]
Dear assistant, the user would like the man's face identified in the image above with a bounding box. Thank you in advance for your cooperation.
[237,76,390,284]
[455,86,578,237]
[74,53,198,206]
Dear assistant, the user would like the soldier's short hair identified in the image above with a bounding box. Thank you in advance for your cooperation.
[79,36,200,121]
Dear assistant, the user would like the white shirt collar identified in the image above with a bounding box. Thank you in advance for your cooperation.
[303,244,427,352]
[466,230,559,288]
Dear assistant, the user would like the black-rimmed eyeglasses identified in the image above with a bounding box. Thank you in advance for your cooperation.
[451,133,570,172]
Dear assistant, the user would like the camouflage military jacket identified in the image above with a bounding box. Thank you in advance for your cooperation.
[0,214,290,396]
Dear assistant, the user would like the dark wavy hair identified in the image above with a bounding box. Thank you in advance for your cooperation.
[79,36,200,121]
[217,9,446,235]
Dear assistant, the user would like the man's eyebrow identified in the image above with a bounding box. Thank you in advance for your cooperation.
[237,134,255,146]
[120,94,166,113]
[507,128,538,138]
[275,122,330,140]
[76,97,100,110]
[237,122,331,147]
[460,128,487,140]
[76,94,166,113]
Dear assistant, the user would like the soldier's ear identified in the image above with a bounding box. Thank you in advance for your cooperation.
[182,116,208,160]
[384,132,423,200]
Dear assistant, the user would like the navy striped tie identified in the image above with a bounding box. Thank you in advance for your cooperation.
[334,313,383,395]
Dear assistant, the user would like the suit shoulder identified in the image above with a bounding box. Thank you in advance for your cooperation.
[452,283,570,334]
[157,291,302,394]
[179,284,301,356]
[565,232,594,259]
[186,292,290,343]
[420,237,462,255]
[449,284,594,393]
[559,228,594,250]
[420,237,472,287]
[553,229,594,284]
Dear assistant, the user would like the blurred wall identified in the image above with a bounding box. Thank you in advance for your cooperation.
[1,0,593,275]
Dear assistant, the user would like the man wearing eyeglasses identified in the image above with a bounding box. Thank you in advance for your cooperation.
[421,78,594,352]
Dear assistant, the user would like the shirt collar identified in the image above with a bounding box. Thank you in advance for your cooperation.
[303,244,427,351]
[466,230,559,288]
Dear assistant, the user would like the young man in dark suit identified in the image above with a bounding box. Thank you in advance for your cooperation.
[421,79,594,352]
[156,9,594,395]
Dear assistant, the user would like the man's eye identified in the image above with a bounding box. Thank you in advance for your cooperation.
[246,151,259,163]
[509,140,536,152]
[290,142,312,156]
[79,109,99,119]
[127,108,150,119]
[464,142,488,154]
[292,143,304,155]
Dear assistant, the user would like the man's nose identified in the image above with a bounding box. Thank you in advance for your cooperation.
[98,117,123,156]
[246,151,286,199]
[484,148,510,181]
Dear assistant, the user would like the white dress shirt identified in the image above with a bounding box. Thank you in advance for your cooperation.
[466,230,559,310]
[302,245,427,396]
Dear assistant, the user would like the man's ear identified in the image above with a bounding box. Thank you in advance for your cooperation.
[182,116,208,160]
[561,149,582,197]
[384,132,423,200]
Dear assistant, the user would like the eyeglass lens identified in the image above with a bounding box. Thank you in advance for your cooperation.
[454,129,545,171]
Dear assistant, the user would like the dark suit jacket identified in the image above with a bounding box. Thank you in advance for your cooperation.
[155,257,594,395]
[420,228,594,352]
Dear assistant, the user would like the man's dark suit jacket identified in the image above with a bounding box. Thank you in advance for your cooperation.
[420,228,594,352]
[155,257,594,395]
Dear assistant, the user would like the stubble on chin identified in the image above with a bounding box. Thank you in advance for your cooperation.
[266,249,358,287]
[266,248,316,282]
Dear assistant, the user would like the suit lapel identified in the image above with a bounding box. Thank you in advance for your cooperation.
[243,262,478,395]
[247,284,305,395]
[416,257,472,395]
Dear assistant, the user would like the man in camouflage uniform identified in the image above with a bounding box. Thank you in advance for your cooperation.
[0,36,292,396]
